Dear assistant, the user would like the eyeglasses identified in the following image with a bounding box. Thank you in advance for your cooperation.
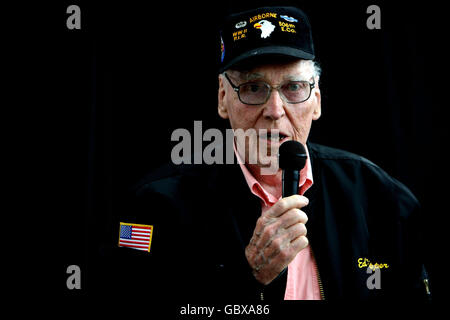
[223,72,315,106]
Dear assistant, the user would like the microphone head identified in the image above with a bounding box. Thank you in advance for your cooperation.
[278,140,307,170]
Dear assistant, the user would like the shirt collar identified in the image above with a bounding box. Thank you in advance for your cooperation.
[233,139,314,207]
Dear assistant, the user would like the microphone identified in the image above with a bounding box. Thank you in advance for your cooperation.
[278,141,307,197]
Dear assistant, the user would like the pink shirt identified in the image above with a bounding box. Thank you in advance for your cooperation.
[234,142,321,300]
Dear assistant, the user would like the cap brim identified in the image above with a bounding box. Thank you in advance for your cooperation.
[219,46,315,73]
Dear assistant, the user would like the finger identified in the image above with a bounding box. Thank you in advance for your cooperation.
[253,210,308,252]
[264,236,308,272]
[278,208,308,229]
[285,222,307,241]
[290,235,309,251]
[268,235,309,266]
[265,195,309,218]
[263,223,307,259]
[254,208,307,249]
[253,196,309,237]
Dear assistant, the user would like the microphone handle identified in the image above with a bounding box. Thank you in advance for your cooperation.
[282,169,300,197]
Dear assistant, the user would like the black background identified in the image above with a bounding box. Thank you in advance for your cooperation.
[14,0,448,312]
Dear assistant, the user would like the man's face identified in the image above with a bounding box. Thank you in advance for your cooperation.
[218,59,321,167]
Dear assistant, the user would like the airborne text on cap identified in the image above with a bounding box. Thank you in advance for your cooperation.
[249,12,277,23]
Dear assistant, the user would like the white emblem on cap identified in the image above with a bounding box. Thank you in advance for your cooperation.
[235,21,247,28]
[280,15,298,23]
[253,20,275,39]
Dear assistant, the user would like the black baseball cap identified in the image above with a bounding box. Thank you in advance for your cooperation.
[219,6,315,73]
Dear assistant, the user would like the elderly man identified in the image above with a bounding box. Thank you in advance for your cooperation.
[117,6,429,301]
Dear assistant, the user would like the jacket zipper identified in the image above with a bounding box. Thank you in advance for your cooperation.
[312,249,325,300]
[315,261,325,300]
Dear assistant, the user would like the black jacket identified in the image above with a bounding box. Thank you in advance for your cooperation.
[113,142,428,301]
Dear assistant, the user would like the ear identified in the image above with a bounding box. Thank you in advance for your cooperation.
[218,74,229,119]
[312,78,321,120]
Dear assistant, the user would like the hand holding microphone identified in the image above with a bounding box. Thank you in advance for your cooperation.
[245,141,310,285]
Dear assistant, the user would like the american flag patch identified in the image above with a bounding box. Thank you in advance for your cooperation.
[118,222,153,252]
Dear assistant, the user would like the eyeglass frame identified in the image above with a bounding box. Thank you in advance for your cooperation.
[223,72,315,106]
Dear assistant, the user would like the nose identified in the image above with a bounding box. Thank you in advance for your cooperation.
[262,89,285,121]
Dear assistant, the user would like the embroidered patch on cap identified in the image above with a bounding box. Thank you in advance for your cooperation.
[220,35,225,62]
[118,222,153,252]
[253,20,275,38]
[218,6,315,73]
[280,15,298,23]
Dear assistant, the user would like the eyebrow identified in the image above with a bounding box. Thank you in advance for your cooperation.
[239,72,312,82]
[284,75,311,82]
[242,72,264,81]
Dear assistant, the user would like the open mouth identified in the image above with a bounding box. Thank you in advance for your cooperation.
[262,131,289,142]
